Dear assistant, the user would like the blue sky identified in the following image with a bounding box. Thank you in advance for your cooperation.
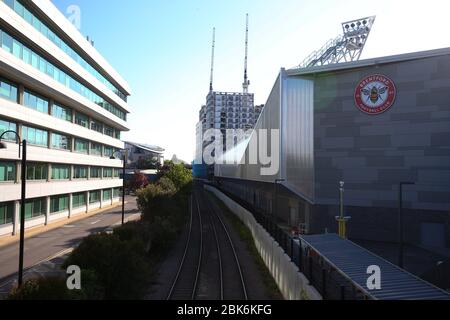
[52,0,450,162]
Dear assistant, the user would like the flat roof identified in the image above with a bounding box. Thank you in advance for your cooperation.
[287,47,450,76]
[125,141,165,154]
[301,234,450,300]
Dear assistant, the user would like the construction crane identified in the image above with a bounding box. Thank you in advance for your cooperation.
[209,27,216,92]
[299,16,376,68]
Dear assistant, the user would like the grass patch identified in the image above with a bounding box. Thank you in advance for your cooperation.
[208,191,284,300]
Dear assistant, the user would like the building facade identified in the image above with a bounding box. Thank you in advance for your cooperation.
[215,48,450,250]
[124,141,164,169]
[199,91,263,133]
[0,0,131,236]
[195,91,263,178]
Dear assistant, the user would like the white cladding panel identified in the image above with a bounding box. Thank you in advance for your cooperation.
[282,76,315,202]
[215,70,315,203]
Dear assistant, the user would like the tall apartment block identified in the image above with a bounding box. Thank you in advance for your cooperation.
[0,0,131,236]
[199,91,263,132]
[195,91,263,178]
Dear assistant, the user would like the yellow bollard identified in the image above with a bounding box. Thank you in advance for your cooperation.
[335,217,351,239]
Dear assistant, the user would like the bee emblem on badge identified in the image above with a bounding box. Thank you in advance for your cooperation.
[361,86,388,104]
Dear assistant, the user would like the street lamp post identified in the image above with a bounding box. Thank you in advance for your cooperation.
[110,149,128,225]
[0,130,27,287]
[398,181,415,269]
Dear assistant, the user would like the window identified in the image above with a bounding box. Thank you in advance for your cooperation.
[50,194,69,214]
[31,51,38,68]
[113,188,121,198]
[90,167,102,179]
[22,125,48,147]
[103,168,113,178]
[114,130,121,139]
[24,90,49,114]
[90,143,102,156]
[103,189,112,201]
[22,198,46,220]
[104,126,114,137]
[52,104,72,122]
[13,0,24,16]
[12,39,21,59]
[72,192,86,209]
[22,46,30,64]
[113,168,120,178]
[51,133,71,150]
[75,113,89,128]
[0,118,17,141]
[74,138,89,154]
[0,202,14,225]
[89,190,101,204]
[103,146,113,158]
[26,163,48,181]
[73,166,88,179]
[91,120,103,134]
[51,165,70,180]
[0,162,16,182]
[0,77,18,102]
[1,29,12,52]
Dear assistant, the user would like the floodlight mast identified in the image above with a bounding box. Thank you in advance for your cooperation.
[299,16,376,68]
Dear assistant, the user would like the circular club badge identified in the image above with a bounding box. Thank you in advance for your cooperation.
[354,74,396,115]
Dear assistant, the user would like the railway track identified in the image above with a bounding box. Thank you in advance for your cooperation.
[166,194,203,300]
[167,186,248,300]
[205,192,248,300]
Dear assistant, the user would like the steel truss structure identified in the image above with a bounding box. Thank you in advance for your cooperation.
[300,16,376,68]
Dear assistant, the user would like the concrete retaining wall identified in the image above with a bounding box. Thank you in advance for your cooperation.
[205,185,322,300]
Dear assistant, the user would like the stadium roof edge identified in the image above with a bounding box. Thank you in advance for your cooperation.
[287,47,450,76]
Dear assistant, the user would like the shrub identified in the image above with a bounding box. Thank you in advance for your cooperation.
[8,277,73,300]
[114,221,152,254]
[63,233,151,300]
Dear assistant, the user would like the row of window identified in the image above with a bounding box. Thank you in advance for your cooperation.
[1,78,122,138]
[0,188,122,225]
[0,117,120,157]
[0,78,121,139]
[0,162,120,182]
[1,0,127,102]
[0,28,127,120]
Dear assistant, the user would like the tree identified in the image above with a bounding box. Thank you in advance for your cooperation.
[161,163,192,191]
[129,171,149,191]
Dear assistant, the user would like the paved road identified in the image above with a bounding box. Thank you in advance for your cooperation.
[0,197,139,284]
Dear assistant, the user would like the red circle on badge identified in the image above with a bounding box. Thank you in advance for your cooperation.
[354,74,396,115]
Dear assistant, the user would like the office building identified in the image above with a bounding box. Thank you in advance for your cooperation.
[0,0,131,236]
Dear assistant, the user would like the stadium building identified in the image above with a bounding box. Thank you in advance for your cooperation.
[215,47,450,250]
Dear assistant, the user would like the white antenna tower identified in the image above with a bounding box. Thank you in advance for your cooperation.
[209,28,216,92]
[243,14,250,94]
